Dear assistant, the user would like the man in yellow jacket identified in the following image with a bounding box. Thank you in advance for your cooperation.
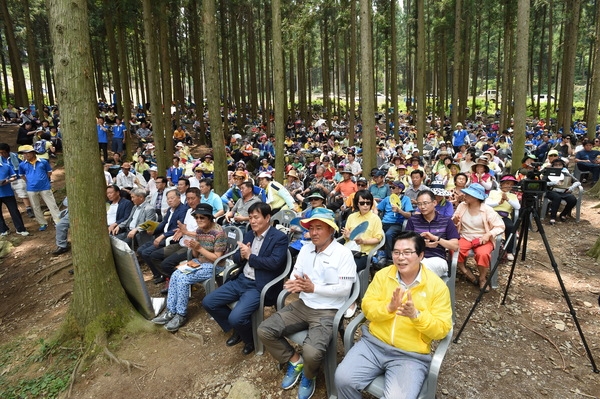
[335,231,452,399]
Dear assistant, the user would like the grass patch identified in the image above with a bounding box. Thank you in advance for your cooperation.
[0,337,81,399]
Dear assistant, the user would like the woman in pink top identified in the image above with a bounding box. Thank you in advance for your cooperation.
[452,183,505,291]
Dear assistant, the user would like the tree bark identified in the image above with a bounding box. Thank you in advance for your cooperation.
[103,0,122,115]
[586,0,600,140]
[360,0,375,175]
[48,0,137,341]
[204,0,227,193]
[116,0,132,156]
[23,0,45,111]
[511,0,530,174]
[451,0,462,126]
[415,0,425,153]
[272,0,285,183]
[0,0,28,106]
[557,0,581,135]
[159,0,174,154]
[143,0,167,173]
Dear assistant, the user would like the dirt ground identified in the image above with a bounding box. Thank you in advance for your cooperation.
[0,124,599,399]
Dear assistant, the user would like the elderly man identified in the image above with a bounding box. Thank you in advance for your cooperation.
[17,145,61,231]
[225,181,262,228]
[149,176,169,222]
[405,190,459,277]
[137,189,188,283]
[335,232,452,399]
[405,170,430,207]
[115,162,145,193]
[106,184,133,235]
[112,187,157,248]
[257,208,356,399]
[202,202,288,355]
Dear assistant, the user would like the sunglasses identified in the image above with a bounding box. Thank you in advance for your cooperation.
[358,201,372,206]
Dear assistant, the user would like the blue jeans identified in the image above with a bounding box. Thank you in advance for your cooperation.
[383,223,404,258]
[202,274,260,344]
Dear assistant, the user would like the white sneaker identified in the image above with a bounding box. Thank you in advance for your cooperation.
[344,303,357,319]
[506,253,514,261]
[1,231,9,236]
[16,231,30,236]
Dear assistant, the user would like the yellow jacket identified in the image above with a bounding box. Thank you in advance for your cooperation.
[362,264,452,354]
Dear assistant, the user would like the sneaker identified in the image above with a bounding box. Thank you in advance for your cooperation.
[506,253,514,261]
[39,225,48,231]
[165,314,187,332]
[297,373,316,399]
[16,231,30,236]
[1,231,9,236]
[26,208,34,218]
[151,311,175,325]
[281,361,304,390]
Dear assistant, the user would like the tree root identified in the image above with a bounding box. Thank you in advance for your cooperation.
[519,322,566,370]
[36,263,73,284]
[50,291,72,306]
[179,330,205,344]
[102,346,145,373]
[66,344,92,398]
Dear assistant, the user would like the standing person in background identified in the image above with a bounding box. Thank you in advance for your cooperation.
[0,143,34,218]
[0,144,29,237]
[97,116,109,161]
[111,117,127,156]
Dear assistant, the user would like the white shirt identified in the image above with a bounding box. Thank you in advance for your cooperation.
[179,208,199,247]
[107,203,119,225]
[291,239,355,310]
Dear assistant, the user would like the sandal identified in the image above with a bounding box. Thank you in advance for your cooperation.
[559,215,567,222]
[458,269,479,287]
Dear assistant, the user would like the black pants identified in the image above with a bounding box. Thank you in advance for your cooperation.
[545,190,577,219]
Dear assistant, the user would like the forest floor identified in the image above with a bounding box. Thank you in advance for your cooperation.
[0,124,599,399]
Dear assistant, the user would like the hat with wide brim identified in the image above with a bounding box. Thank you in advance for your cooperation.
[191,203,214,218]
[286,169,299,179]
[500,175,518,183]
[341,165,354,174]
[257,172,273,179]
[461,183,488,200]
[18,145,36,153]
[305,192,325,201]
[429,183,451,197]
[471,157,490,173]
[300,207,339,232]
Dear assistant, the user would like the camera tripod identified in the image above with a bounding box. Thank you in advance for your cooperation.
[454,193,599,373]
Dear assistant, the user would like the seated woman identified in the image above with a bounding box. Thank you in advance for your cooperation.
[545,157,581,225]
[429,183,454,217]
[449,172,468,209]
[151,203,226,332]
[452,183,505,292]
[284,169,304,203]
[485,175,521,260]
[342,190,384,273]
[470,156,494,193]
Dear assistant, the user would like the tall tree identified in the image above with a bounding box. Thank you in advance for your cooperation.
[511,0,530,174]
[47,0,137,342]
[116,0,132,155]
[415,0,425,152]
[451,0,462,126]
[272,0,285,183]
[360,0,376,174]
[203,0,227,193]
[143,0,167,173]
[586,0,600,139]
[23,0,45,111]
[0,0,28,106]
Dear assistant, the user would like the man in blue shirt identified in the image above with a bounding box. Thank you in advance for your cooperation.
[18,145,61,231]
[97,116,109,161]
[0,143,29,236]
[111,117,127,155]
[166,156,184,186]
[377,181,413,261]
[452,122,469,153]
[575,139,600,184]
[199,178,224,217]
[369,170,391,203]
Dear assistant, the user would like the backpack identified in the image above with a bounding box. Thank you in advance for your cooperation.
[34,139,47,155]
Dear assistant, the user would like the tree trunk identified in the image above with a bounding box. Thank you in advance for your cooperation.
[512,0,530,175]
[586,0,600,140]
[143,0,167,173]
[360,0,375,175]
[159,0,174,154]
[0,0,28,106]
[116,0,132,156]
[390,0,398,140]
[204,0,227,193]
[272,0,285,183]
[348,0,357,145]
[557,0,581,135]
[451,0,462,126]
[48,0,137,341]
[546,0,554,122]
[415,0,425,153]
[23,0,45,111]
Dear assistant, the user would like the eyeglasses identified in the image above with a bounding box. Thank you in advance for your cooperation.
[358,201,372,206]
[194,215,209,220]
[392,250,417,257]
[416,201,433,207]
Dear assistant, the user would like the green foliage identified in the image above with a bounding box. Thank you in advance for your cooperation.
[0,337,80,399]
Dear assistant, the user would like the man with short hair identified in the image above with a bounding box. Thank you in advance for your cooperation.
[199,178,224,217]
[167,156,184,186]
[0,142,34,218]
[0,144,29,237]
[335,232,452,399]
[149,176,169,222]
[225,181,262,226]
[377,181,413,261]
[112,187,157,248]
[202,202,289,355]
[575,139,600,184]
[405,191,459,277]
[137,189,188,283]
[115,162,145,193]
[18,145,61,231]
[177,178,191,204]
[106,184,133,235]
[346,152,362,177]
[369,170,391,203]
[405,170,430,206]
[258,208,356,399]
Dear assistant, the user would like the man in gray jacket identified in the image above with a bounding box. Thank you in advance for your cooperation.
[112,188,157,249]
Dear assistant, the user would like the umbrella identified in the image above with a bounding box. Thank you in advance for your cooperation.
[315,119,327,128]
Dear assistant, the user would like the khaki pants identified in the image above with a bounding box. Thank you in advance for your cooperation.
[28,190,60,225]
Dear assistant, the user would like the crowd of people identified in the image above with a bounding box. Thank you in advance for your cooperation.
[2,102,598,399]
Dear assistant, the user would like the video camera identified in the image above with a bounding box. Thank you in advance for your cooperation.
[515,166,563,196]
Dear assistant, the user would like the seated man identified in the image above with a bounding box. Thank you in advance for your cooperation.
[377,181,414,262]
[202,202,288,355]
[335,232,453,399]
[137,189,188,283]
[111,187,157,249]
[106,184,134,235]
[224,180,262,229]
[199,178,224,217]
[405,190,459,277]
[257,208,356,399]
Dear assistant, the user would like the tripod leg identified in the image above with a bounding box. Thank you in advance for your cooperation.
[531,208,599,373]
[501,208,530,305]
